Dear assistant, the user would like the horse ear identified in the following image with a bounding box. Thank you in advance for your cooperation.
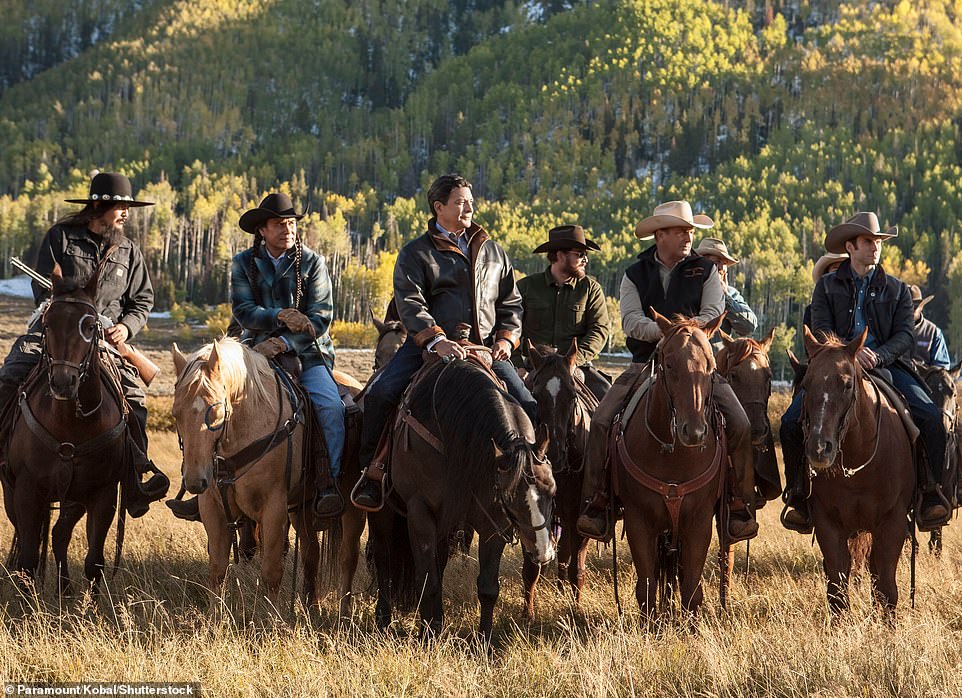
[718,330,735,348]
[759,326,777,352]
[207,339,223,376]
[50,263,63,287]
[802,325,821,357]
[845,326,868,359]
[701,312,726,339]
[534,422,550,460]
[492,439,504,460]
[528,340,544,370]
[370,308,386,333]
[564,337,578,371]
[787,348,802,374]
[950,360,962,379]
[171,343,188,376]
[650,307,673,335]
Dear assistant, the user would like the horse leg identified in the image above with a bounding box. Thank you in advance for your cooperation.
[571,532,589,603]
[51,501,85,598]
[555,523,570,594]
[929,528,942,558]
[336,506,366,621]
[622,507,659,623]
[289,506,320,610]
[238,519,257,561]
[199,490,231,605]
[521,551,541,624]
[406,499,442,636]
[367,511,396,630]
[82,485,118,595]
[477,535,507,643]
[871,520,905,614]
[258,497,291,605]
[12,482,47,585]
[678,515,714,615]
[814,522,851,614]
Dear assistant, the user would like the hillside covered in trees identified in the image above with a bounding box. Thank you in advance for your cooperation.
[2,0,962,369]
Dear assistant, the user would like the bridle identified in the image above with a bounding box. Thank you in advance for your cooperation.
[41,296,102,417]
[717,339,773,449]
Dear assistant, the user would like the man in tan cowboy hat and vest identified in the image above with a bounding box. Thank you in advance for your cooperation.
[693,237,757,339]
[0,171,168,517]
[576,201,759,541]
[905,285,951,369]
[780,212,951,531]
[516,224,611,399]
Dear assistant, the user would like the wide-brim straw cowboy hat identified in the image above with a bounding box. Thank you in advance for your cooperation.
[812,252,848,283]
[824,212,898,254]
[64,172,153,207]
[532,224,601,253]
[634,200,713,240]
[694,237,738,265]
[239,193,306,234]
[909,284,935,310]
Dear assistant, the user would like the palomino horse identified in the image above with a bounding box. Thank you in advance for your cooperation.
[172,339,365,614]
[368,354,556,638]
[2,268,128,595]
[613,311,727,618]
[522,339,597,621]
[800,326,914,613]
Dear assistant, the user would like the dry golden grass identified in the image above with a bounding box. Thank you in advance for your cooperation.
[0,297,960,696]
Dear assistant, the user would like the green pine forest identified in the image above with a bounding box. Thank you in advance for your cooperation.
[2,0,962,372]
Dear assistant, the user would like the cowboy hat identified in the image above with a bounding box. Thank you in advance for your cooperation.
[532,224,601,254]
[824,212,898,254]
[634,200,713,240]
[908,284,934,310]
[239,193,306,234]
[694,237,738,265]
[64,172,153,207]
[811,252,848,283]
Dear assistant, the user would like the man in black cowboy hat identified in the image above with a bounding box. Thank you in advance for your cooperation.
[780,212,951,531]
[0,171,168,517]
[516,224,611,399]
[905,285,951,369]
[167,192,346,522]
[351,173,536,511]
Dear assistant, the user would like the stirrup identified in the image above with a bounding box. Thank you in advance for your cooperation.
[779,501,813,534]
[313,486,345,519]
[916,487,952,532]
[350,472,387,513]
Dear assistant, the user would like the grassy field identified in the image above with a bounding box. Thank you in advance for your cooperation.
[0,296,960,696]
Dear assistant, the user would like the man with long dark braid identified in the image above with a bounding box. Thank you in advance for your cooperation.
[167,193,345,521]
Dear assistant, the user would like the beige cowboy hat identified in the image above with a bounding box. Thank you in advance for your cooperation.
[824,212,898,254]
[908,284,934,310]
[634,200,714,240]
[694,237,738,265]
[812,252,848,283]
[532,224,601,253]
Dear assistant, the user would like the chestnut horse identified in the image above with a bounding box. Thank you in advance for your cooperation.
[613,312,726,618]
[522,339,597,621]
[367,355,556,638]
[2,268,127,596]
[800,326,914,613]
[172,339,366,614]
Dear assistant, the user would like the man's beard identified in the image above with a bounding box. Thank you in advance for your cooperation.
[95,219,125,245]
[570,265,587,279]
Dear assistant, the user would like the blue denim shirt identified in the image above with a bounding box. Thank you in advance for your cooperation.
[849,266,878,349]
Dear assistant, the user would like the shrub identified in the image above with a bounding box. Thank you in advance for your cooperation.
[330,320,378,348]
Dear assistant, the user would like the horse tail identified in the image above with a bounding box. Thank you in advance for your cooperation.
[317,517,343,589]
[848,531,873,582]
[366,509,418,612]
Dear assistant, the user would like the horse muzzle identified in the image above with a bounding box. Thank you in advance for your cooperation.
[184,472,211,495]
[48,370,80,401]
[676,419,708,448]
[805,437,837,471]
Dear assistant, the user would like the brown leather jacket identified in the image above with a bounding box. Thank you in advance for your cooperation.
[393,219,522,348]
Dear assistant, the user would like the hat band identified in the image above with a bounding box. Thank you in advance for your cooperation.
[90,194,134,201]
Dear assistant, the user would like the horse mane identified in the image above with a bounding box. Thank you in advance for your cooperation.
[176,339,275,412]
[410,360,530,532]
[717,337,766,376]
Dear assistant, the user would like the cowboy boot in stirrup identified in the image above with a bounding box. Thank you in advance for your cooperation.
[165,483,201,522]
[779,428,812,534]
[126,460,170,518]
[918,485,951,530]
[351,467,385,512]
[313,478,344,519]
[576,492,613,542]
[727,497,759,542]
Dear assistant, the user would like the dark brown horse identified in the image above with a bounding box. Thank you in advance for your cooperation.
[800,326,915,613]
[522,339,597,621]
[2,267,127,596]
[613,311,726,619]
[368,354,556,638]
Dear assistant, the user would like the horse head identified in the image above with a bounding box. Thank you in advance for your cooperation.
[371,308,406,371]
[651,309,724,448]
[493,423,556,565]
[716,328,775,448]
[800,325,867,471]
[43,264,101,401]
[526,339,580,469]
[918,360,960,434]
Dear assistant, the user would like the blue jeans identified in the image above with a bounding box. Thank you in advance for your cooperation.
[302,364,346,479]
[359,337,538,468]
[879,365,946,484]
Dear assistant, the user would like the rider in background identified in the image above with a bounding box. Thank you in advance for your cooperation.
[516,224,611,400]
[0,171,168,518]
[905,284,951,369]
[693,237,757,340]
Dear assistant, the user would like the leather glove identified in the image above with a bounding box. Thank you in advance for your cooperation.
[253,337,288,359]
[277,308,316,338]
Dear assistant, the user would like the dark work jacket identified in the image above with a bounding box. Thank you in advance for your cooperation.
[810,260,913,368]
[33,224,153,337]
[393,219,522,348]
[624,247,715,363]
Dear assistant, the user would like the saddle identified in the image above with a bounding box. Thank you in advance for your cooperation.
[866,371,919,444]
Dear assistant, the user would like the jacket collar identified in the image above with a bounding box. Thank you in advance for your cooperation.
[253,249,294,285]
[427,219,489,257]
[835,259,888,288]
[541,266,578,288]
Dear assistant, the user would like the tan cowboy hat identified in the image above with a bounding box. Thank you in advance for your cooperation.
[634,200,714,240]
[908,284,934,310]
[239,193,306,234]
[812,252,848,283]
[694,237,738,265]
[824,212,898,254]
[532,224,601,253]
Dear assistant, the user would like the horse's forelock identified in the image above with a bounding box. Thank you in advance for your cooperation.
[174,340,274,412]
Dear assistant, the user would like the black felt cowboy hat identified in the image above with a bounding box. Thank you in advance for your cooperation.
[239,193,306,234]
[64,172,153,207]
[824,212,898,254]
[532,225,601,253]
